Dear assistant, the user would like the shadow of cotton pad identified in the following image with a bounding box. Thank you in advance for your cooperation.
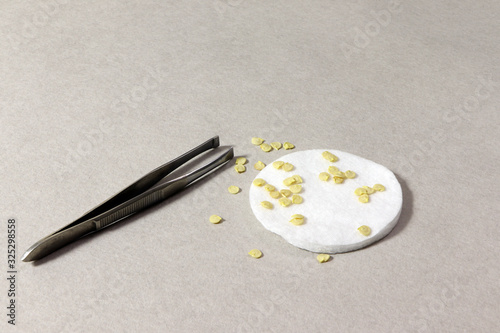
[249,149,403,253]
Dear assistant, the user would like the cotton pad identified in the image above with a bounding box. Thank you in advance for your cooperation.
[249,149,403,253]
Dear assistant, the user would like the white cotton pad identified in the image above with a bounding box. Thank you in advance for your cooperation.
[249,149,403,253]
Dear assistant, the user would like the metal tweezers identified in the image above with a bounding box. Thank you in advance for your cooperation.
[22,136,233,262]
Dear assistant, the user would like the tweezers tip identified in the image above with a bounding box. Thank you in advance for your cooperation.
[21,251,31,262]
[212,136,220,147]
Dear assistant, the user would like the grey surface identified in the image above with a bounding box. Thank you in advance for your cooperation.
[1,1,499,332]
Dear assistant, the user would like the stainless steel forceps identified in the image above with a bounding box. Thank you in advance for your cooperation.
[22,136,233,262]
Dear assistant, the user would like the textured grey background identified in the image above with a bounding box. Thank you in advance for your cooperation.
[1,0,499,332]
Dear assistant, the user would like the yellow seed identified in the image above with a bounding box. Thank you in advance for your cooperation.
[289,218,304,225]
[291,194,303,204]
[316,254,331,263]
[345,170,356,179]
[209,215,222,224]
[235,157,247,165]
[283,142,295,150]
[248,249,263,258]
[289,184,302,193]
[334,177,344,184]
[228,185,240,194]
[264,184,275,192]
[322,151,338,162]
[253,178,266,187]
[269,190,281,199]
[327,166,339,174]
[234,165,246,173]
[261,201,273,209]
[289,214,305,225]
[279,197,292,207]
[362,186,375,194]
[280,189,292,197]
[283,177,296,186]
[272,161,284,169]
[319,172,330,181]
[254,161,266,170]
[332,171,346,178]
[283,162,294,172]
[373,184,386,192]
[251,137,264,145]
[292,175,303,183]
[354,188,367,196]
[358,225,371,236]
[358,194,369,203]
[270,142,282,150]
[260,143,272,152]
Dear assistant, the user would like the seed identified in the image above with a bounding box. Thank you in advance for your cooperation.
[319,172,330,181]
[273,161,284,169]
[289,216,304,225]
[358,194,369,203]
[333,177,344,184]
[264,184,276,192]
[289,184,302,193]
[280,189,292,197]
[327,166,339,174]
[260,143,272,152]
[322,151,338,162]
[248,249,263,258]
[358,225,371,236]
[234,165,246,173]
[270,142,282,150]
[251,137,264,145]
[228,185,240,194]
[332,171,346,178]
[269,190,281,199]
[354,188,367,196]
[344,170,356,179]
[279,197,292,207]
[283,177,296,186]
[316,254,331,263]
[254,161,266,170]
[291,194,303,204]
[261,201,273,209]
[209,215,222,224]
[235,157,247,165]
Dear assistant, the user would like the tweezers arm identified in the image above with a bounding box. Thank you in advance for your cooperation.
[21,220,96,262]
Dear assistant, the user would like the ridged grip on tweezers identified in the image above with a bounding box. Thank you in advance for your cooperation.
[94,190,164,229]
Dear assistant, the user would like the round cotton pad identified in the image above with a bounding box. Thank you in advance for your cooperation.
[249,149,403,253]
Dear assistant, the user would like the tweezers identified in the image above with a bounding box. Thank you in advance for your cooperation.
[22,136,233,262]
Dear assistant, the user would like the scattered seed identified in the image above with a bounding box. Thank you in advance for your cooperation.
[228,185,240,194]
[209,215,222,224]
[248,249,263,258]
[254,161,266,170]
